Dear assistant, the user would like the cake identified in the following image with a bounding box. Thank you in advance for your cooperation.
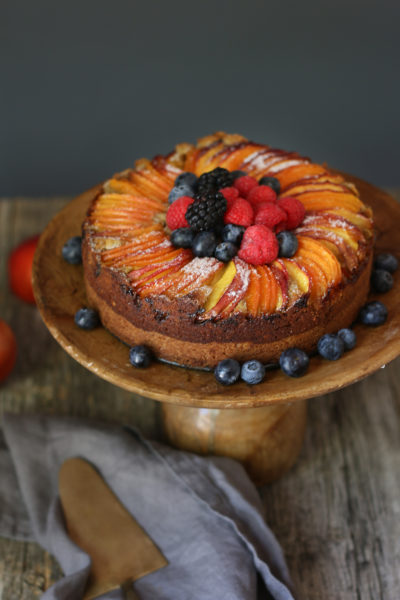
[82,132,374,368]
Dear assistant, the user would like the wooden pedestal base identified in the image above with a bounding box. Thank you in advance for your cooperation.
[162,400,307,485]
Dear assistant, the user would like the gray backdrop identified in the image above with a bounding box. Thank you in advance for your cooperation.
[1,0,399,196]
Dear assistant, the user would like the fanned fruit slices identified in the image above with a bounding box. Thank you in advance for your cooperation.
[86,131,373,323]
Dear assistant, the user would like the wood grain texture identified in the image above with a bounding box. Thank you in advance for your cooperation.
[1,193,400,599]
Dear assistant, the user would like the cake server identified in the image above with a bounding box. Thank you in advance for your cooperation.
[59,457,168,600]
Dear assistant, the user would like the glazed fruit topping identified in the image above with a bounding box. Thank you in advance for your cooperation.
[186,190,227,232]
[170,227,195,249]
[214,241,238,263]
[254,203,286,229]
[166,196,193,230]
[167,167,306,266]
[223,198,254,228]
[247,185,277,205]
[238,225,279,265]
[221,224,245,246]
[192,231,218,258]
[277,197,305,230]
[258,176,281,195]
[233,175,258,197]
[277,231,298,258]
[168,183,195,204]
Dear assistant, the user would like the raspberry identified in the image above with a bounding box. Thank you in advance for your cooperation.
[166,196,193,230]
[233,175,258,198]
[238,225,279,265]
[247,185,277,206]
[254,203,287,229]
[277,197,305,230]
[220,186,239,203]
[224,198,254,227]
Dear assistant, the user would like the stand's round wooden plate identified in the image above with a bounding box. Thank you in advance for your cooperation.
[33,174,400,483]
[33,175,400,409]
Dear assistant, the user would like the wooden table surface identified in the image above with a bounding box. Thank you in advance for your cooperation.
[0,194,399,600]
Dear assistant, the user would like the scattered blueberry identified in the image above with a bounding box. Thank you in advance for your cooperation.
[192,231,217,257]
[230,170,247,180]
[214,358,241,385]
[337,328,357,351]
[129,345,153,368]
[373,253,398,273]
[168,184,195,204]
[317,334,345,360]
[174,172,197,189]
[277,231,298,258]
[258,176,281,195]
[241,360,266,385]
[74,307,100,330]
[359,301,388,326]
[214,242,238,263]
[62,236,82,265]
[279,348,309,377]
[371,269,393,293]
[171,227,195,249]
[221,224,245,246]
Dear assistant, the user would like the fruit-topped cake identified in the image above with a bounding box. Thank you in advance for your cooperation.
[81,132,374,368]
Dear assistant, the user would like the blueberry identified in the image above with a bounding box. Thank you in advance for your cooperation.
[230,170,247,180]
[337,328,357,351]
[168,184,195,204]
[258,176,281,195]
[241,360,266,385]
[129,345,153,368]
[359,301,388,326]
[171,227,195,249]
[277,231,298,258]
[221,224,245,246]
[317,334,345,360]
[62,236,82,264]
[74,308,100,330]
[192,231,217,257]
[371,269,393,293]
[174,172,197,189]
[214,242,238,263]
[214,358,241,385]
[373,253,398,273]
[279,348,309,377]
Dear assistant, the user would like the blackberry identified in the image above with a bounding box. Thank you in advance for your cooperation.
[196,168,233,194]
[185,191,227,232]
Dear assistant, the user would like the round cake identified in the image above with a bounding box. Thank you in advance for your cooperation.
[82,132,374,368]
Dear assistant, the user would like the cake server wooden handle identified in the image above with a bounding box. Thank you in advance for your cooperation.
[59,458,168,600]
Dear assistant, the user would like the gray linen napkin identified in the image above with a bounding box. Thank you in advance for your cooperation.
[0,413,295,600]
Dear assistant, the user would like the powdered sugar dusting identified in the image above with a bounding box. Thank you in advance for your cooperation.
[181,257,219,277]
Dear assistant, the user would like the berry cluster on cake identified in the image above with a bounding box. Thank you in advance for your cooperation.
[81,132,374,369]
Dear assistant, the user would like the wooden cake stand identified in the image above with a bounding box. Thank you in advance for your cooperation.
[32,175,400,485]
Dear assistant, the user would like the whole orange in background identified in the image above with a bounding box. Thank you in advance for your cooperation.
[8,235,40,304]
[0,320,17,382]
